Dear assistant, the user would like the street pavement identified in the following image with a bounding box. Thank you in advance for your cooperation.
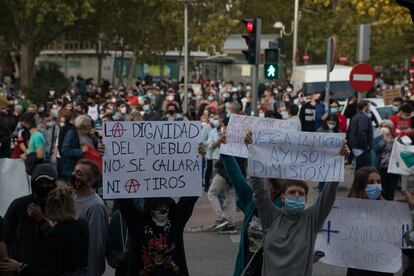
[104,165,406,275]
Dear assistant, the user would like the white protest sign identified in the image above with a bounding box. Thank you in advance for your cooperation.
[103,121,202,199]
[388,138,414,175]
[0,158,30,216]
[315,197,412,273]
[248,129,345,182]
[220,113,297,158]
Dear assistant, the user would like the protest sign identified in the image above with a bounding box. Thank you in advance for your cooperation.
[248,129,345,182]
[315,197,412,273]
[103,121,203,199]
[388,138,414,175]
[382,89,401,106]
[0,158,30,216]
[220,113,298,158]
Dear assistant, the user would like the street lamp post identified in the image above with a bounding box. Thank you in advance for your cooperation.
[292,0,299,68]
[180,0,196,114]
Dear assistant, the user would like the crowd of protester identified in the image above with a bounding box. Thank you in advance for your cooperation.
[0,76,413,276]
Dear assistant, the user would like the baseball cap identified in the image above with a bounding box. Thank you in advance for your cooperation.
[31,164,58,182]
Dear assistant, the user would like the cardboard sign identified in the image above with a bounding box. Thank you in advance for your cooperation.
[248,129,345,182]
[388,138,414,175]
[220,114,297,158]
[0,159,30,216]
[103,121,203,199]
[383,89,401,106]
[315,197,412,273]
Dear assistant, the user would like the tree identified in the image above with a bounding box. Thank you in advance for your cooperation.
[0,0,95,87]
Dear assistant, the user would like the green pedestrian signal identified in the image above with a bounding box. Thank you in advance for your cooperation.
[265,64,278,79]
[264,48,279,80]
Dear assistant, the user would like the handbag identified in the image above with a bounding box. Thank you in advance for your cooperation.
[240,245,263,276]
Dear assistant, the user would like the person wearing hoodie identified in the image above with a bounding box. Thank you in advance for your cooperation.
[0,184,89,276]
[3,164,57,271]
[118,196,198,276]
[245,131,350,276]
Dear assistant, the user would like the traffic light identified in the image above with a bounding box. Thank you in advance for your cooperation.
[396,0,414,23]
[241,18,261,65]
[264,48,279,80]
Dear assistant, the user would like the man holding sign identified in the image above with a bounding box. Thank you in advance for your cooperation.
[245,130,349,276]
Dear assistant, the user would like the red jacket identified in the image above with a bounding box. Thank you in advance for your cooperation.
[390,114,412,136]
[337,113,347,132]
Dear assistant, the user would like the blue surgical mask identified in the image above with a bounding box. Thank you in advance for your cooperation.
[365,184,382,200]
[328,123,336,130]
[143,104,150,112]
[392,106,399,113]
[284,197,305,215]
[330,108,338,113]
[211,119,220,128]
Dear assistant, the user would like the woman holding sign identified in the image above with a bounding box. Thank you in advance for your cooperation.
[347,166,392,276]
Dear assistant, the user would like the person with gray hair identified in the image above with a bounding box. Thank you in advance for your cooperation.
[372,119,399,200]
[75,114,96,149]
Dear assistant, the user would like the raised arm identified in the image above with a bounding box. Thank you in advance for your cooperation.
[252,177,280,231]
[222,154,252,212]
[309,181,339,231]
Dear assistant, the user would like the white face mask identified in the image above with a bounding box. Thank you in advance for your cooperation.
[258,113,265,118]
[59,122,65,127]
[151,207,170,227]
[381,127,390,135]
[120,107,127,114]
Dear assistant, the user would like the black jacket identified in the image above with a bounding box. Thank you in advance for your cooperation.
[119,197,198,276]
[348,111,373,150]
[4,195,47,267]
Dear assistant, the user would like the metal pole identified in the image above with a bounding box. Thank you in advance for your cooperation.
[292,0,299,67]
[183,1,189,114]
[252,65,258,115]
[325,38,331,112]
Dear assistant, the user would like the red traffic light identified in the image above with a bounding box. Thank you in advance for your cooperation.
[245,21,254,33]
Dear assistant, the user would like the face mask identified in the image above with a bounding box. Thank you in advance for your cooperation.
[99,114,104,119]
[208,96,214,101]
[232,94,238,101]
[402,114,411,119]
[147,92,153,97]
[187,93,192,98]
[128,93,133,97]
[59,122,65,127]
[226,112,231,118]
[392,106,399,113]
[330,108,338,113]
[111,98,116,103]
[223,92,230,99]
[258,113,265,118]
[70,175,87,190]
[168,110,175,115]
[201,122,208,128]
[49,90,55,96]
[212,120,220,128]
[143,105,150,112]
[328,123,336,130]
[151,207,170,227]
[33,186,54,200]
[365,184,382,200]
[13,100,19,105]
[120,107,127,114]
[167,95,174,101]
[21,96,25,100]
[286,88,292,93]
[47,121,54,128]
[381,127,390,135]
[39,107,45,112]
[284,197,305,215]
[366,112,372,118]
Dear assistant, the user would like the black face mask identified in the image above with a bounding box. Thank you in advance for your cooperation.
[70,174,87,189]
[33,186,54,200]
[168,110,176,115]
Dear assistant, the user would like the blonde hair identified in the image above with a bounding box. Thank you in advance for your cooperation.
[45,183,76,223]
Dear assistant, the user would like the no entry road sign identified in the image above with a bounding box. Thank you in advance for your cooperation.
[349,63,376,92]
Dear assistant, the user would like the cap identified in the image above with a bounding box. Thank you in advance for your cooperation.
[31,164,58,182]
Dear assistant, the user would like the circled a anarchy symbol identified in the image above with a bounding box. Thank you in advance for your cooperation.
[111,123,126,138]
[125,179,140,193]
